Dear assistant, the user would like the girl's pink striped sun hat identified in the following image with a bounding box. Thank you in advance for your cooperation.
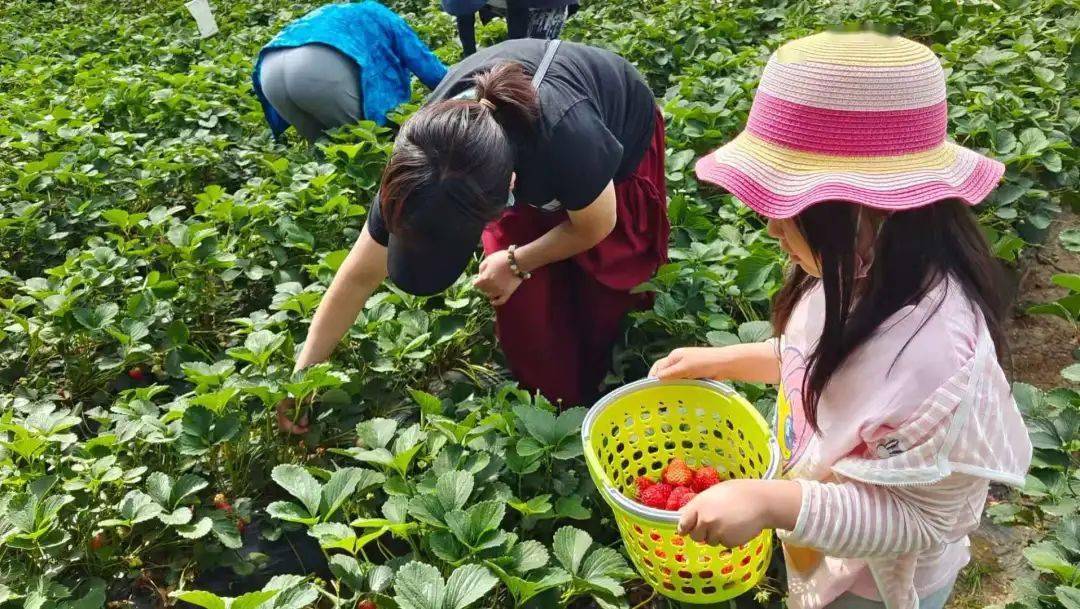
[695,31,1005,219]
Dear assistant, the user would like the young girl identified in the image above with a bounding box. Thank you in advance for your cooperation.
[650,32,1032,609]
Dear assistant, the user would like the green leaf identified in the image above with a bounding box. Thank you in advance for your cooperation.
[443,564,497,609]
[513,404,559,445]
[329,555,366,592]
[430,530,467,563]
[1018,127,1048,154]
[734,256,776,293]
[1056,586,1080,609]
[369,566,393,593]
[309,522,357,552]
[554,408,587,442]
[508,495,552,517]
[581,546,633,583]
[146,471,173,506]
[1057,517,1080,555]
[349,448,396,468]
[210,511,243,549]
[738,320,773,343]
[179,407,238,456]
[446,500,504,547]
[73,303,119,331]
[231,590,279,609]
[553,527,592,575]
[159,507,194,526]
[1025,542,1079,580]
[266,501,317,525]
[509,540,549,573]
[516,437,545,457]
[245,330,285,357]
[356,418,397,449]
[1062,363,1080,383]
[1053,273,1080,293]
[271,465,322,517]
[190,387,240,414]
[1060,230,1080,254]
[394,562,444,609]
[171,591,226,609]
[321,468,384,519]
[436,470,474,513]
[410,389,444,415]
[171,474,208,506]
[554,495,591,520]
[177,516,212,538]
[119,490,162,524]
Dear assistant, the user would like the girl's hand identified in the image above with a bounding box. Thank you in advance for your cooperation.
[678,480,801,547]
[678,480,769,547]
[649,347,729,380]
[473,250,523,306]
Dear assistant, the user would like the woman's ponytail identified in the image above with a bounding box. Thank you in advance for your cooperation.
[379,62,540,237]
[472,62,540,138]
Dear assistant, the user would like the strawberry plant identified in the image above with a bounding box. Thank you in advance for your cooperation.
[0,0,1076,606]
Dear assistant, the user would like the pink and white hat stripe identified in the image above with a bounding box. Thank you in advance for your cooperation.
[695,31,1005,219]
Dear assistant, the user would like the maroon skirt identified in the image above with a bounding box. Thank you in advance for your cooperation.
[480,107,670,406]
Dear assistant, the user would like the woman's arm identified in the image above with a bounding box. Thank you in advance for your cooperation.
[390,13,448,89]
[473,182,616,306]
[278,227,388,433]
[649,342,781,384]
[514,180,618,271]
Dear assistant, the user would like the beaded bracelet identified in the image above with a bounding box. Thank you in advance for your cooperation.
[507,245,532,280]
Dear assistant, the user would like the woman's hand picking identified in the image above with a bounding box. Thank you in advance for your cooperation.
[473,250,524,306]
[275,397,310,435]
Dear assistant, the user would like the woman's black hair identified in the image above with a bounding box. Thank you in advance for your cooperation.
[771,199,1009,431]
[379,62,539,232]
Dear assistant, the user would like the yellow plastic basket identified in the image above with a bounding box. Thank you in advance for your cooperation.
[582,379,779,604]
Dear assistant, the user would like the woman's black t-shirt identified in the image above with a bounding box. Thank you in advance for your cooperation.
[368,38,656,246]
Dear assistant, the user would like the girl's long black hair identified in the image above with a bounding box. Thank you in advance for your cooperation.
[771,199,1009,431]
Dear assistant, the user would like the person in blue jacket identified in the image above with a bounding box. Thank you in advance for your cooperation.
[252,1,448,143]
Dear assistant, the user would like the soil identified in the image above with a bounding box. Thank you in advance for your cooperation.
[947,210,1079,609]
[1004,211,1080,388]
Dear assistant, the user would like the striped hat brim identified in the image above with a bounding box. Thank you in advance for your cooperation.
[695,131,1005,219]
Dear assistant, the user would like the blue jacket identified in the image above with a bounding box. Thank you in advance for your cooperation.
[252,2,448,137]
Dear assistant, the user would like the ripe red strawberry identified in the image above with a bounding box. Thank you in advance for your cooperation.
[662,458,694,487]
[236,518,248,534]
[665,486,697,511]
[213,493,233,512]
[638,483,673,509]
[691,466,722,492]
[128,368,146,382]
[89,532,107,550]
[357,600,377,609]
[635,476,656,497]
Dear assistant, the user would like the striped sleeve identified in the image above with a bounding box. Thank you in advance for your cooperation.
[784,475,988,557]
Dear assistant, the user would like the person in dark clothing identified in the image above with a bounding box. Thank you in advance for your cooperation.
[442,0,577,57]
[276,40,669,434]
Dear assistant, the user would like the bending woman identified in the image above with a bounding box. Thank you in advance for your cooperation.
[280,39,668,432]
[252,1,447,143]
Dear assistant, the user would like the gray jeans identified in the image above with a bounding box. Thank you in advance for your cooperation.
[825,578,955,609]
[259,44,363,143]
